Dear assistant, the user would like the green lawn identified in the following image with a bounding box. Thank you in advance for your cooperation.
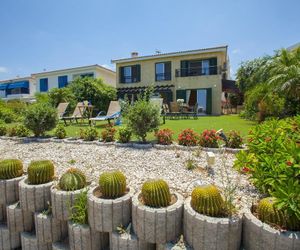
[47,114,255,140]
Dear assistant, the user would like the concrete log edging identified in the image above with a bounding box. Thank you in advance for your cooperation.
[243,211,300,250]
[153,144,175,150]
[7,202,34,233]
[115,142,133,148]
[52,241,70,250]
[0,176,25,206]
[19,177,53,213]
[131,143,153,149]
[0,224,21,250]
[183,197,242,250]
[51,186,86,221]
[68,222,109,250]
[110,231,155,250]
[34,212,68,244]
[132,191,184,244]
[0,204,5,223]
[21,232,52,250]
[88,186,134,232]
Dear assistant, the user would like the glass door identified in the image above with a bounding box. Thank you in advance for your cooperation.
[197,89,207,113]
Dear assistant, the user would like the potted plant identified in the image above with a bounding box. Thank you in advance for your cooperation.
[0,159,25,221]
[183,184,242,250]
[243,197,300,250]
[19,160,55,212]
[51,168,88,221]
[132,179,183,244]
[68,189,109,250]
[88,170,134,232]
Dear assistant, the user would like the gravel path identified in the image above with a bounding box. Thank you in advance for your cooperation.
[0,139,259,210]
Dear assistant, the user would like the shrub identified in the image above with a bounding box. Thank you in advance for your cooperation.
[117,126,132,143]
[55,124,67,139]
[123,89,160,142]
[81,127,98,141]
[0,108,16,123]
[226,130,243,148]
[101,124,116,142]
[15,124,30,137]
[48,87,76,108]
[27,160,55,184]
[155,128,173,145]
[98,171,126,199]
[69,189,88,224]
[24,103,58,137]
[0,123,7,136]
[59,168,87,191]
[178,128,199,146]
[6,100,27,115]
[198,129,220,148]
[0,159,23,179]
[7,126,17,137]
[141,179,171,208]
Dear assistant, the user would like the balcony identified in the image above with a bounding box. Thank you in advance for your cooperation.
[121,76,140,84]
[155,72,171,81]
[175,65,221,77]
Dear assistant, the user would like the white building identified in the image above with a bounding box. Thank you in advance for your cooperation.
[32,64,116,93]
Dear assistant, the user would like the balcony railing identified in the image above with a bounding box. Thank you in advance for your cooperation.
[121,76,140,83]
[175,65,221,77]
[155,72,171,81]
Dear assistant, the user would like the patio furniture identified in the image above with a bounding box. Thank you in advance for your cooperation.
[56,102,69,119]
[89,101,121,125]
[61,102,86,125]
[78,104,94,123]
[182,102,198,119]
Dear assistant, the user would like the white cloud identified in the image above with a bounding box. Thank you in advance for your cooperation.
[0,66,8,73]
[232,49,241,55]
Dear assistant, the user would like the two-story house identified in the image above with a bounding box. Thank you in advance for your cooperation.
[112,46,231,115]
[32,64,116,93]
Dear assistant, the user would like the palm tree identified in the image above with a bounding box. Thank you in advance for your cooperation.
[268,48,300,99]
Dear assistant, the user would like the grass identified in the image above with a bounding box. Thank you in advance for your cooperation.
[7,115,256,141]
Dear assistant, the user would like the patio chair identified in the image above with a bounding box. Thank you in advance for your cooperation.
[89,101,121,125]
[57,102,69,119]
[183,102,198,119]
[169,102,181,119]
[61,102,85,125]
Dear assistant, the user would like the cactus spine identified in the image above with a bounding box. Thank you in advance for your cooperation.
[0,159,23,179]
[191,185,224,217]
[59,168,86,191]
[27,160,55,184]
[141,179,171,208]
[257,197,285,227]
[99,171,126,198]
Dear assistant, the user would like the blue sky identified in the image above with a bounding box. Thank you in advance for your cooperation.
[0,0,299,81]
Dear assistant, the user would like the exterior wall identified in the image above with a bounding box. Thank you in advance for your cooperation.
[94,68,116,87]
[0,77,36,100]
[115,51,227,115]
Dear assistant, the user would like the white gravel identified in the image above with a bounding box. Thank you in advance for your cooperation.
[0,139,259,210]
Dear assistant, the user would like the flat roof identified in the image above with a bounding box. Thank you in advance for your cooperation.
[0,76,33,84]
[32,64,115,76]
[111,45,228,63]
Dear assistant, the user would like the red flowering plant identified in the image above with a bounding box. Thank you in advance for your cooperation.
[198,129,220,148]
[178,128,199,146]
[101,124,116,142]
[226,130,243,148]
[155,128,174,145]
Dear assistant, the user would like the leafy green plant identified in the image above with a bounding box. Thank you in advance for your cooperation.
[54,124,67,139]
[178,128,199,146]
[141,179,171,208]
[0,159,23,179]
[7,126,17,137]
[226,130,243,148]
[117,126,132,143]
[185,158,197,170]
[0,123,7,136]
[81,127,98,141]
[28,160,55,184]
[155,128,174,145]
[69,189,88,225]
[24,103,58,137]
[0,108,16,123]
[198,129,220,148]
[59,168,87,191]
[98,171,126,199]
[101,124,116,142]
[15,124,30,137]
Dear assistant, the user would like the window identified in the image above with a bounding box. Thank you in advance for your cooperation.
[58,75,68,88]
[155,62,171,81]
[178,57,218,77]
[40,78,48,92]
[201,60,210,75]
[120,65,140,83]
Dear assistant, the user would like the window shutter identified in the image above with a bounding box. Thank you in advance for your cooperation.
[209,58,218,75]
[180,61,188,77]
[136,64,141,82]
[206,88,212,114]
[165,62,171,80]
[119,67,124,83]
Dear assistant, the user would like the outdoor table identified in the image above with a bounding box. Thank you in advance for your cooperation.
[78,104,94,123]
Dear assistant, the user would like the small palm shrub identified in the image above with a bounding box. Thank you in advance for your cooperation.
[191,185,225,217]
[141,179,171,208]
[98,171,126,199]
[117,126,132,143]
[0,159,23,179]
[226,130,243,148]
[81,127,98,141]
[101,124,116,142]
[54,124,66,139]
[178,128,199,146]
[198,129,220,148]
[15,124,30,137]
[59,168,87,191]
[0,123,7,136]
[7,126,17,137]
[155,128,174,145]
[28,160,55,184]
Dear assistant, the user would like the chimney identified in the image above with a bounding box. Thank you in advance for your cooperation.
[131,52,139,58]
